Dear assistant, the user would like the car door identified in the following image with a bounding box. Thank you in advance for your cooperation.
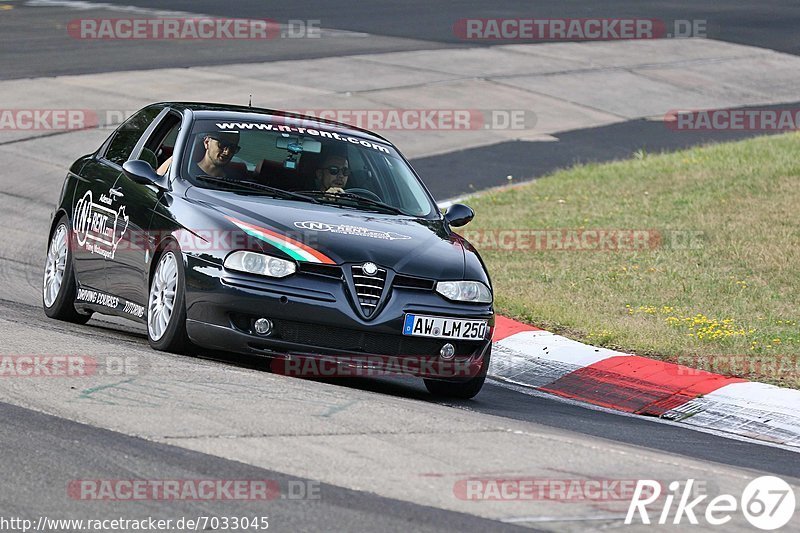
[70,155,117,293]
[105,109,182,310]
[71,106,163,300]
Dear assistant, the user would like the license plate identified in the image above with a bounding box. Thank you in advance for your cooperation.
[402,314,488,340]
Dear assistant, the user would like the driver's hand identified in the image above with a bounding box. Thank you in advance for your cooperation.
[324,187,346,195]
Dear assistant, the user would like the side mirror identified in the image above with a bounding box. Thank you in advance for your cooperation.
[444,203,475,227]
[122,160,169,190]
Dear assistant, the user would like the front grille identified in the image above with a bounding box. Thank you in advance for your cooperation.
[351,265,387,317]
[273,319,482,357]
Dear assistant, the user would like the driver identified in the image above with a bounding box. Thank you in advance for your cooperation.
[315,153,350,194]
[194,131,243,178]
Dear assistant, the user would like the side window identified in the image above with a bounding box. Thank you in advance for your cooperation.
[141,112,182,169]
[350,147,384,197]
[156,124,180,165]
[104,107,162,166]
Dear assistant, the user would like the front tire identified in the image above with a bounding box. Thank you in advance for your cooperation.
[147,243,189,353]
[423,346,491,399]
[42,215,92,324]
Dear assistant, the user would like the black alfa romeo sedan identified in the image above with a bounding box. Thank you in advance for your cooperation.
[43,102,494,398]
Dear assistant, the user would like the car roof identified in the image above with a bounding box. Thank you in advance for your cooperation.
[157,102,393,146]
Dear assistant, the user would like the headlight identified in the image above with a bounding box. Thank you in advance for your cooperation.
[435,281,492,303]
[224,251,296,278]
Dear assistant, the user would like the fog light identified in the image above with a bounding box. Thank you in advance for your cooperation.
[254,318,273,336]
[439,343,455,360]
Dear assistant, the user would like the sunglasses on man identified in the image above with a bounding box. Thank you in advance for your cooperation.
[208,137,241,154]
[324,166,350,177]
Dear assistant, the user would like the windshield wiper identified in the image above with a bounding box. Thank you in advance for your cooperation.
[196,175,320,204]
[299,190,408,215]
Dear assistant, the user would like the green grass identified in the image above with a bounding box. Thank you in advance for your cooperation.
[462,133,800,387]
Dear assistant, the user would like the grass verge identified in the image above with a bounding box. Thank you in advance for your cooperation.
[461,133,800,387]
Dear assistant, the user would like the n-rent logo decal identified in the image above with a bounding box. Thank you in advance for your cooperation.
[74,189,128,260]
[294,221,411,241]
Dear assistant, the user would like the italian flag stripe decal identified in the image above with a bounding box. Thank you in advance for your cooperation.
[225,216,336,264]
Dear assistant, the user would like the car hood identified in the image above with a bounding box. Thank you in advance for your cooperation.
[185,188,466,279]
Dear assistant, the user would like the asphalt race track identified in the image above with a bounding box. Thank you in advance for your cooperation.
[1,1,799,531]
[2,0,799,79]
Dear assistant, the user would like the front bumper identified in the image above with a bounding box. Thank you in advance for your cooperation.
[184,256,494,379]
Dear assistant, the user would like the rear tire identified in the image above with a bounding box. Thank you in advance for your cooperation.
[423,346,491,399]
[42,215,92,324]
[147,242,189,354]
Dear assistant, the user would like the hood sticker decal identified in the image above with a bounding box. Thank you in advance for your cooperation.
[294,221,411,241]
[226,216,336,265]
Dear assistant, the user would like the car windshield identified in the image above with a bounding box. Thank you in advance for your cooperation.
[181,118,436,217]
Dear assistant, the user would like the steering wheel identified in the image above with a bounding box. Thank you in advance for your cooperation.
[344,188,382,202]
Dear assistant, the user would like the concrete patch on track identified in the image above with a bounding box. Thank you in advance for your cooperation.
[664,383,800,447]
